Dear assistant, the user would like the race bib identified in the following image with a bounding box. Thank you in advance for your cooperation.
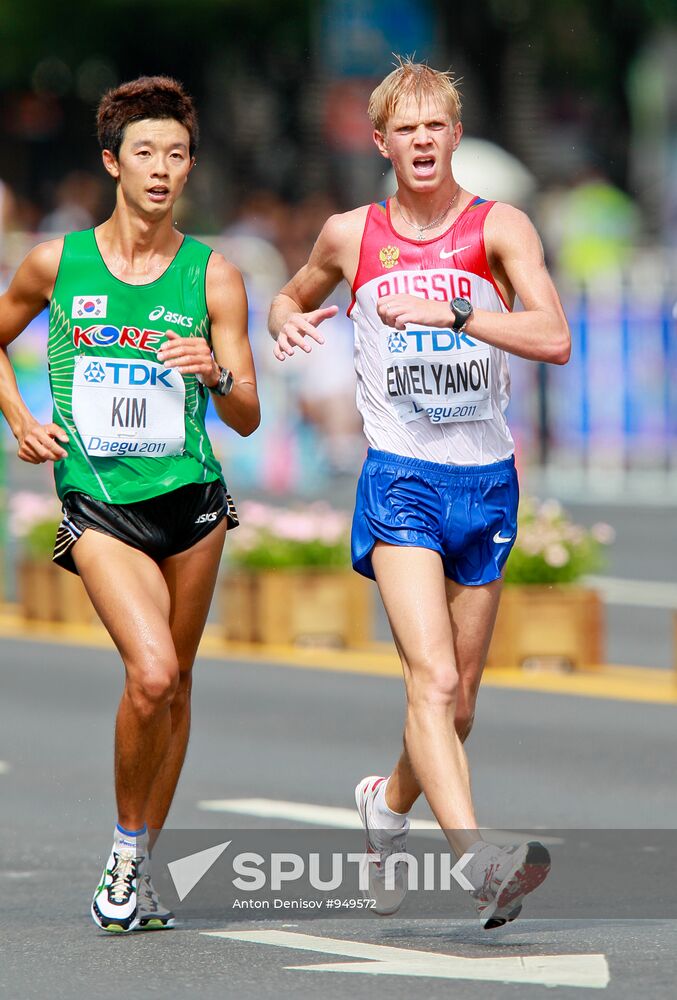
[382,326,493,425]
[72,355,186,458]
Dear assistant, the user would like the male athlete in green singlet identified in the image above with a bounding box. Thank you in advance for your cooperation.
[0,76,260,932]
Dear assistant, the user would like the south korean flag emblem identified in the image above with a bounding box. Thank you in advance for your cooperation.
[72,295,107,319]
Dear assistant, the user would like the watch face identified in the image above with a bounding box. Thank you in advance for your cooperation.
[452,297,472,318]
[210,367,232,395]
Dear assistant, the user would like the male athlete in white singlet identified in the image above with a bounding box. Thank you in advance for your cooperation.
[269,58,570,928]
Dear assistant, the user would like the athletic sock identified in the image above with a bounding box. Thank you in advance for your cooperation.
[373,779,409,830]
[114,822,149,856]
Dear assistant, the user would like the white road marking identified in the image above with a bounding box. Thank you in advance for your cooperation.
[199,797,405,828]
[197,798,563,846]
[205,929,610,989]
[585,575,677,609]
[0,871,35,879]
[167,841,231,902]
[0,761,10,775]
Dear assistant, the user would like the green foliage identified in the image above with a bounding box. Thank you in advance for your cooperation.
[503,534,602,584]
[9,491,61,560]
[22,517,60,560]
[230,533,350,571]
[503,498,612,586]
[228,501,351,571]
[0,0,311,86]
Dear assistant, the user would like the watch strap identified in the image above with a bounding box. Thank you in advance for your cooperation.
[450,298,472,332]
[209,366,234,396]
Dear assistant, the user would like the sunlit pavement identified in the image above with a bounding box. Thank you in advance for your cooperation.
[2,636,677,1000]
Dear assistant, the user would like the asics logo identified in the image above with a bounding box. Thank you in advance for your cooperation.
[148,305,194,328]
[440,245,471,259]
[195,511,219,524]
[493,531,513,544]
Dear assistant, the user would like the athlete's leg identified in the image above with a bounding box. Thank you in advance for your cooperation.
[370,541,481,856]
[144,521,227,840]
[386,577,503,813]
[446,577,502,740]
[72,532,178,831]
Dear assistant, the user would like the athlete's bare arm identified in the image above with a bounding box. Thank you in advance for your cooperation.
[377,203,571,365]
[268,207,368,360]
[0,240,70,462]
[157,252,260,436]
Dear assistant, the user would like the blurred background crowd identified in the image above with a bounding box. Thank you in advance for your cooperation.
[0,0,676,507]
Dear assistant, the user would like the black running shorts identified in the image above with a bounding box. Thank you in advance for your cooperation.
[53,480,238,575]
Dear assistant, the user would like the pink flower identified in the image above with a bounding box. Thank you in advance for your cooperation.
[539,498,563,522]
[271,512,316,541]
[229,525,258,551]
[231,500,350,561]
[544,543,570,568]
[239,501,274,528]
[8,491,60,537]
[590,522,615,545]
[564,525,586,545]
[317,512,349,542]
[518,525,544,555]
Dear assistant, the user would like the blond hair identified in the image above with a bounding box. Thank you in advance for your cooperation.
[367,56,462,133]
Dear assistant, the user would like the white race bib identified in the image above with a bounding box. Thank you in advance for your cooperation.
[382,326,493,425]
[72,355,186,458]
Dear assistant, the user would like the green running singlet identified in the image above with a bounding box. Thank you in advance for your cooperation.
[48,228,225,504]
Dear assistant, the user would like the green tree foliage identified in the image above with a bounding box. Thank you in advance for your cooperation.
[0,0,310,89]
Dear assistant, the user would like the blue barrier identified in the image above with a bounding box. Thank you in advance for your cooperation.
[508,282,677,475]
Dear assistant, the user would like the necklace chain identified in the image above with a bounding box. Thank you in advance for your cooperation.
[395,187,461,240]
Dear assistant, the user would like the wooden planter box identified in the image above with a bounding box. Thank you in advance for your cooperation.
[17,559,97,625]
[486,585,604,671]
[222,569,373,648]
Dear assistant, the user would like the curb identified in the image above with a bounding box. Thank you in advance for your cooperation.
[0,609,674,706]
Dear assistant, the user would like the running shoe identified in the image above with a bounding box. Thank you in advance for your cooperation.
[91,846,143,933]
[136,872,176,930]
[471,841,551,930]
[355,775,410,915]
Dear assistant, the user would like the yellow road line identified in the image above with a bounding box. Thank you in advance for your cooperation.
[0,610,675,705]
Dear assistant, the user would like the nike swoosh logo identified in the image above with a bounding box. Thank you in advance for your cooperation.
[440,245,471,259]
[493,532,513,544]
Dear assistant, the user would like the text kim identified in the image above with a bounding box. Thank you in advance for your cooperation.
[112,396,147,428]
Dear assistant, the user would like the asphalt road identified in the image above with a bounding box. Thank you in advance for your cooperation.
[2,637,677,1000]
[566,502,676,670]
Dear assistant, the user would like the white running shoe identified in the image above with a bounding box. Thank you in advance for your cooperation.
[91,846,144,933]
[136,872,176,930]
[471,841,551,930]
[355,775,410,915]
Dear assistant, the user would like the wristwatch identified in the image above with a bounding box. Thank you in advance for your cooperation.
[208,366,234,397]
[450,297,473,332]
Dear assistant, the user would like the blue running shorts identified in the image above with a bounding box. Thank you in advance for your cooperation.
[351,449,518,586]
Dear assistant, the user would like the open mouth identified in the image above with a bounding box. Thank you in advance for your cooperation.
[412,156,436,177]
[147,186,169,201]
